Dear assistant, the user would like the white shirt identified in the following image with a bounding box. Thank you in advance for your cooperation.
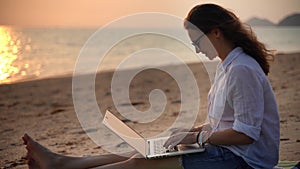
[208,47,280,168]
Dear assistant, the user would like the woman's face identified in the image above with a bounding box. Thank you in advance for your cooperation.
[187,28,218,60]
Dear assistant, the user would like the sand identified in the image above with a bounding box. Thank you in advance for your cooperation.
[0,53,299,168]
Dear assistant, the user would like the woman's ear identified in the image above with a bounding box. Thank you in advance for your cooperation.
[210,28,222,39]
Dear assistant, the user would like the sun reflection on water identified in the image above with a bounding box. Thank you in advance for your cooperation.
[0,26,30,83]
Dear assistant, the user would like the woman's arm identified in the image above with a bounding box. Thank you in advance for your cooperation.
[191,123,211,132]
[170,123,210,135]
[164,127,254,149]
[208,128,254,145]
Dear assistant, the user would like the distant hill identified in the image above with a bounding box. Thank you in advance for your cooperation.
[278,13,300,26]
[246,17,275,26]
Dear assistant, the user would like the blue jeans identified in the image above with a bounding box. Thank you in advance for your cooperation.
[181,145,253,169]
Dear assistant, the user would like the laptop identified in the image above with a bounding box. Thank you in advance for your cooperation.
[102,110,205,159]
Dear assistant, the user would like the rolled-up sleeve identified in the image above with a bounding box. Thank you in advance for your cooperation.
[226,65,264,141]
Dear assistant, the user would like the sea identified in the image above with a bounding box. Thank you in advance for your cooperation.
[0,26,299,84]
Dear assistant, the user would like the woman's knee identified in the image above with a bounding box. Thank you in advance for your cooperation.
[124,153,145,167]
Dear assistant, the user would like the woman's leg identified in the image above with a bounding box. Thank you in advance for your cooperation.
[91,153,182,169]
[180,144,252,169]
[23,134,182,169]
[22,134,137,169]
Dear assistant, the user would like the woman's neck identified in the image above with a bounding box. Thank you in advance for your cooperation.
[218,41,235,61]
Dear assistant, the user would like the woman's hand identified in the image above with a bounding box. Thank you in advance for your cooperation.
[163,131,198,149]
[170,124,207,136]
[170,128,190,136]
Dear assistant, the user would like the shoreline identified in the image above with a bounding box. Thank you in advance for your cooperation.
[1,52,299,86]
[0,60,219,86]
[0,53,299,168]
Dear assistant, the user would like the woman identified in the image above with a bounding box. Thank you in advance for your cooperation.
[23,3,280,169]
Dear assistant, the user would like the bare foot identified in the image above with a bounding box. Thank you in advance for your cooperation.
[22,134,61,169]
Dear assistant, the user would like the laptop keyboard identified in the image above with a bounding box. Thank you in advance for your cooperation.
[153,138,168,154]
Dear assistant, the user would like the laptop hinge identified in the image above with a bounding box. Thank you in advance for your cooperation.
[147,140,150,156]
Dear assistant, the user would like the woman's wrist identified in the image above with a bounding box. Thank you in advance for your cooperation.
[191,123,209,132]
[191,126,202,132]
[196,131,200,144]
[195,130,214,146]
[196,130,206,147]
[206,132,213,145]
[192,132,199,144]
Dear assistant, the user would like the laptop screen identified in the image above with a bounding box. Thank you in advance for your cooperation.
[102,110,146,156]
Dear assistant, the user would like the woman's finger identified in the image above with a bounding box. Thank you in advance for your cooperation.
[170,128,187,136]
[163,135,175,148]
[165,133,185,148]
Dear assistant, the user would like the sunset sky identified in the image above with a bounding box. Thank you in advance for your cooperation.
[0,0,299,27]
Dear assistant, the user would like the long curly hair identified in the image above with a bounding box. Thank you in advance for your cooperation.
[184,4,274,75]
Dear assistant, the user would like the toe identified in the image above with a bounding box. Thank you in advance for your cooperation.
[22,136,27,145]
[22,133,31,144]
[24,133,31,141]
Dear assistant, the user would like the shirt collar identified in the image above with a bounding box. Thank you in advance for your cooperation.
[218,47,243,72]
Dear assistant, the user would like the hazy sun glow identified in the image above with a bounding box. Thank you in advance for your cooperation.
[0,26,34,83]
[0,27,21,83]
[0,0,299,27]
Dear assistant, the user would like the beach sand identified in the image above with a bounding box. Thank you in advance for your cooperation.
[0,53,299,168]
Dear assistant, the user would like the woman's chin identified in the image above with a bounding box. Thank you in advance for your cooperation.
[204,53,217,60]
